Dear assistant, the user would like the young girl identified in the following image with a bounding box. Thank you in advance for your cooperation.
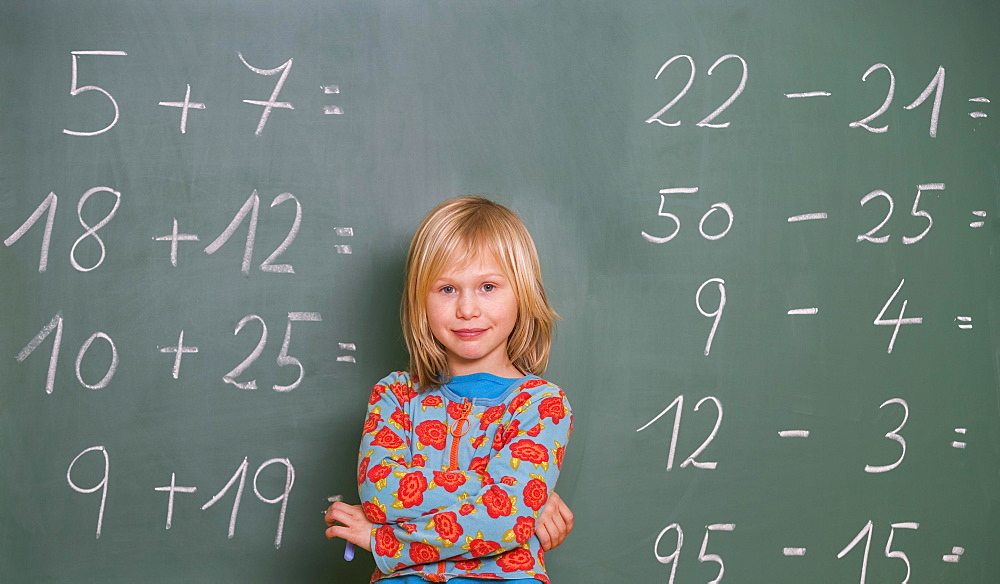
[325,196,574,583]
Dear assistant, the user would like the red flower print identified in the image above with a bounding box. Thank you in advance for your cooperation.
[432,470,467,493]
[479,404,506,430]
[421,395,443,409]
[555,445,566,470]
[492,427,508,452]
[409,540,440,564]
[500,476,517,486]
[396,471,428,508]
[469,456,490,475]
[512,515,535,544]
[522,478,548,511]
[508,392,531,414]
[468,538,502,557]
[432,511,463,544]
[493,419,521,451]
[372,427,404,449]
[358,456,371,486]
[411,454,427,467]
[497,546,536,572]
[538,396,566,424]
[362,411,382,435]
[455,559,482,571]
[374,524,402,558]
[369,384,387,405]
[471,434,488,448]
[402,522,417,534]
[368,463,391,484]
[415,420,448,450]
[520,378,547,390]
[527,423,543,437]
[459,503,476,516]
[362,500,386,523]
[390,408,412,431]
[447,400,467,420]
[509,439,549,467]
[482,485,513,518]
[491,422,516,453]
[390,381,417,404]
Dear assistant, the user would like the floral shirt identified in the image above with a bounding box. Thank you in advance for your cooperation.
[357,371,573,583]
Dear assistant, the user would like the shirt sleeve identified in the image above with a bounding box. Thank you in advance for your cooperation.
[360,377,573,575]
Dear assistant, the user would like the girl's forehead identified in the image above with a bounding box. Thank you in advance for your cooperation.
[435,246,507,278]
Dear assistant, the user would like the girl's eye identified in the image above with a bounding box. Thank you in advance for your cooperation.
[441,285,455,294]
[482,283,495,292]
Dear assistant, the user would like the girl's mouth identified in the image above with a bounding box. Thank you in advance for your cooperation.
[453,328,487,338]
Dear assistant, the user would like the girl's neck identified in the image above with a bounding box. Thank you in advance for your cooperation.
[447,361,522,379]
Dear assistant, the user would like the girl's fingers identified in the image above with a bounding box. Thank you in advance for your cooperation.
[324,502,374,551]
[536,522,553,550]
[325,502,359,525]
[557,500,574,531]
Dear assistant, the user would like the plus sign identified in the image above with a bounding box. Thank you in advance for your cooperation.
[153,219,200,267]
[154,473,198,529]
[159,330,199,379]
[158,84,206,134]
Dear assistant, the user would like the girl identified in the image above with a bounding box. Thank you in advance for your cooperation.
[325,196,574,583]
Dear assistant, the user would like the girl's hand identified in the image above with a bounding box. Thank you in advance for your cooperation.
[537,491,574,551]
[324,501,374,551]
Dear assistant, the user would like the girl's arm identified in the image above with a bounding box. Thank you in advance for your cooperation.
[361,381,573,576]
[325,492,574,552]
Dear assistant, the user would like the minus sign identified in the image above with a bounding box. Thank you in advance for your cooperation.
[784,92,831,98]
[788,213,828,222]
[787,308,819,315]
[783,547,807,556]
[778,430,810,438]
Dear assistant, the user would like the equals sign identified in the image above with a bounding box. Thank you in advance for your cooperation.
[955,316,973,330]
[952,428,967,449]
[968,97,989,119]
[322,85,344,115]
[334,227,353,254]
[337,343,357,363]
[970,210,986,228]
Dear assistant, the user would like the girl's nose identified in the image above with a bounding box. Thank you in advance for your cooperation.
[456,291,480,319]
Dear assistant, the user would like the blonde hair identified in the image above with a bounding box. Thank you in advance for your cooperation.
[402,196,558,390]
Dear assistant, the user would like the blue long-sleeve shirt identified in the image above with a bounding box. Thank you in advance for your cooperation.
[357,371,572,583]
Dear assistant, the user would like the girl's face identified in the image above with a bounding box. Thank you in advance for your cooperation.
[425,250,521,378]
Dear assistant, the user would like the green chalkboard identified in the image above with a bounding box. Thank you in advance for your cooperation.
[2,1,999,582]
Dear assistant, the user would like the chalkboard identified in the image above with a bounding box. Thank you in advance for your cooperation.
[2,1,998,582]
